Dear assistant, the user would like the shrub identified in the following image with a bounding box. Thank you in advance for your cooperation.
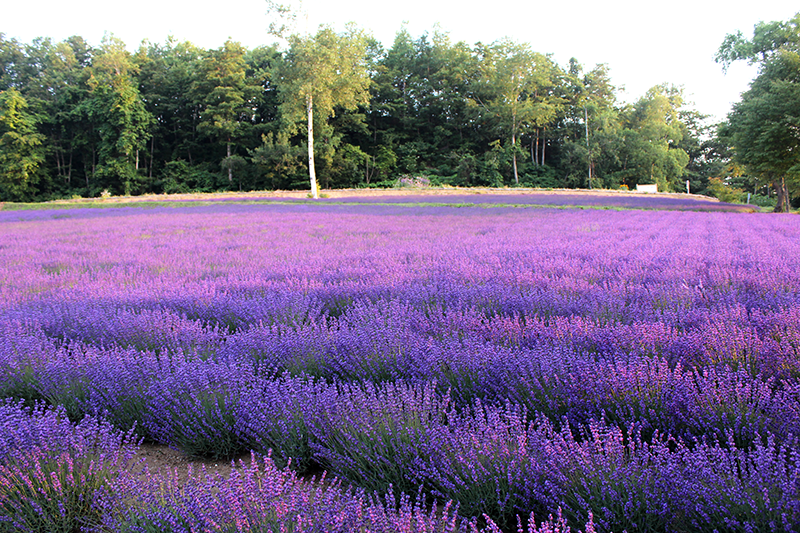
[0,402,139,532]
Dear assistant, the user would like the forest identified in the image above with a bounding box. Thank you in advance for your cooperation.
[0,12,798,208]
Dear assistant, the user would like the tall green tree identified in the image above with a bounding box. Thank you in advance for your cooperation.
[20,36,93,193]
[472,40,562,184]
[720,50,800,212]
[84,35,153,195]
[368,28,480,180]
[137,37,204,183]
[558,60,619,188]
[676,108,726,195]
[277,24,371,198]
[0,88,45,201]
[192,40,257,186]
[717,12,800,212]
[0,34,25,91]
[615,85,689,191]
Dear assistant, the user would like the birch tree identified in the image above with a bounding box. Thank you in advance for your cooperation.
[277,25,371,198]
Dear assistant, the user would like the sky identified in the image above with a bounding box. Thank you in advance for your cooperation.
[4,0,799,122]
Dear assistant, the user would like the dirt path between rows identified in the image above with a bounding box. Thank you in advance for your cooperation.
[135,443,254,485]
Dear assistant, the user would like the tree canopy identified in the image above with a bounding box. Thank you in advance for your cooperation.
[277,25,371,198]
[0,15,787,205]
[717,12,800,212]
[0,88,45,200]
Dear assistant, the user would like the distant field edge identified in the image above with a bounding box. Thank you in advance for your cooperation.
[0,187,764,214]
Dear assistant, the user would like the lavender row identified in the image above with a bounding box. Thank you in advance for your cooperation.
[311,192,753,212]
[0,192,751,226]
[1,402,604,533]
[1,340,798,531]
[8,290,800,378]
[4,307,799,450]
[126,377,800,532]
[116,457,472,533]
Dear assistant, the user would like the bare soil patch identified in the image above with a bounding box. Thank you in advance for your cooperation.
[135,443,254,485]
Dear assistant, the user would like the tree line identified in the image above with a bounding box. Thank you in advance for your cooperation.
[0,14,796,209]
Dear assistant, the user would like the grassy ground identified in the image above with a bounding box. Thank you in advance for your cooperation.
[1,186,762,212]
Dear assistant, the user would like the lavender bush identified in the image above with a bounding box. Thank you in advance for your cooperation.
[112,454,470,533]
[234,373,337,472]
[111,449,601,533]
[0,401,139,532]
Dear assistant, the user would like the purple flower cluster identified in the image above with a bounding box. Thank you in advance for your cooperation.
[115,447,604,533]
[1,201,799,531]
[115,454,472,533]
[3,401,602,533]
[0,401,139,532]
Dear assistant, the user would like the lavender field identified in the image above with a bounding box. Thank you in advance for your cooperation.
[1,195,798,532]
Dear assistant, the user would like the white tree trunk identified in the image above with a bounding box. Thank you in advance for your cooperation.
[511,131,519,185]
[541,131,546,166]
[307,94,318,199]
[227,142,232,183]
[584,105,592,189]
[149,136,154,179]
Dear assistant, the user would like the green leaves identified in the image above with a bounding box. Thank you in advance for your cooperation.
[194,40,255,143]
[617,85,690,191]
[716,13,800,70]
[191,40,261,186]
[277,25,372,196]
[74,36,156,195]
[0,26,721,199]
[278,25,371,130]
[718,12,800,211]
[470,40,564,184]
[0,88,45,201]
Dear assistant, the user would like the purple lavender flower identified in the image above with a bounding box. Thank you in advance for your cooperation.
[2,200,800,530]
[0,401,140,532]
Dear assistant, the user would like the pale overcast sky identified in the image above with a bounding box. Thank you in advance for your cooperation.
[4,1,798,121]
